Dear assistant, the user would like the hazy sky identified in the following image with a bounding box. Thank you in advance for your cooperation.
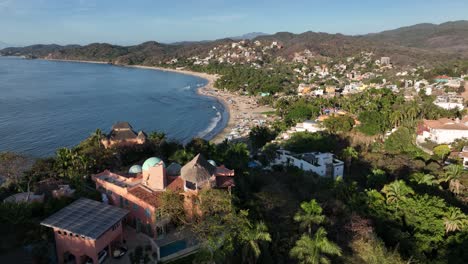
[1,0,467,46]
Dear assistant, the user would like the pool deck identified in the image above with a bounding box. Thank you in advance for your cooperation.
[154,228,200,263]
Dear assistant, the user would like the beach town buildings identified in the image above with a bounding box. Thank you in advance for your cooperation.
[460,146,468,169]
[40,198,128,264]
[380,57,391,66]
[91,154,235,240]
[100,122,147,149]
[273,150,344,179]
[279,120,325,140]
[434,94,465,110]
[417,116,468,144]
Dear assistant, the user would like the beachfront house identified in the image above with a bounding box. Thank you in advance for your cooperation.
[92,154,235,240]
[101,122,147,149]
[273,149,344,179]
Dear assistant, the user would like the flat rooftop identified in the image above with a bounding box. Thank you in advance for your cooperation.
[96,172,141,188]
[41,198,128,240]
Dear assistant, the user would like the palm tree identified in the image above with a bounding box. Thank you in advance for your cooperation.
[290,227,342,264]
[443,207,467,233]
[440,164,464,194]
[294,199,325,235]
[91,128,104,147]
[390,110,403,128]
[342,146,358,172]
[240,222,272,263]
[409,172,437,186]
[406,102,420,123]
[381,180,414,209]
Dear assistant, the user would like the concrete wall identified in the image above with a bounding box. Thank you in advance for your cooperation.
[93,178,157,237]
[425,129,468,144]
[54,221,123,264]
[275,151,344,179]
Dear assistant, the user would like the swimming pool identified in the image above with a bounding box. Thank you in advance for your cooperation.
[159,240,188,258]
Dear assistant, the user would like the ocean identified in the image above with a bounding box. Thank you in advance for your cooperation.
[0,57,228,157]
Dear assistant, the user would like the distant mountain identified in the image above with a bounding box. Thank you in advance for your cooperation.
[2,21,468,65]
[363,20,468,55]
[0,41,11,49]
[230,32,269,40]
[1,44,80,57]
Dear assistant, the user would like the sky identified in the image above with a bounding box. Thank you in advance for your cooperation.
[1,0,467,46]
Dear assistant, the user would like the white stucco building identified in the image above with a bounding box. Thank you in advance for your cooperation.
[434,94,464,110]
[274,150,344,179]
[460,146,468,169]
[279,120,325,140]
[417,117,468,144]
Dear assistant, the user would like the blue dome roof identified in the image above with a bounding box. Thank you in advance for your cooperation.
[142,157,165,171]
[207,160,217,166]
[129,165,142,174]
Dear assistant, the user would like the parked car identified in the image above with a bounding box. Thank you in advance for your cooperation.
[85,249,108,264]
[112,246,128,258]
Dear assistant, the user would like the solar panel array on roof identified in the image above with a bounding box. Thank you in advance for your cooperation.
[40,198,128,240]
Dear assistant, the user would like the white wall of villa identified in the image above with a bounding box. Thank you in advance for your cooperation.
[274,150,344,179]
[419,129,468,144]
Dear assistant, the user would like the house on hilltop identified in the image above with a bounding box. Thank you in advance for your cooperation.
[273,149,344,179]
[40,198,128,264]
[91,154,235,240]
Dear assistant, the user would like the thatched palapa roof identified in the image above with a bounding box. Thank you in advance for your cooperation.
[180,154,215,184]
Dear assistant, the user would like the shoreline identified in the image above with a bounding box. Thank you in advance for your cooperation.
[128,65,236,143]
[43,58,242,143]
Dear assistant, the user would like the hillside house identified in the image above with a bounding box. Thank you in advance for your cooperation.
[41,198,128,264]
[434,94,464,110]
[273,150,344,179]
[92,154,234,239]
[417,117,468,144]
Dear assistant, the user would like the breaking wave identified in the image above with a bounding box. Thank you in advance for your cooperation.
[197,110,222,138]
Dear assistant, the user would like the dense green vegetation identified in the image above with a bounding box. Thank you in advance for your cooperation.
[2,30,468,263]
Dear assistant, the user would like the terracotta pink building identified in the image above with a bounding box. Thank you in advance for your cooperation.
[41,198,128,264]
[92,154,235,239]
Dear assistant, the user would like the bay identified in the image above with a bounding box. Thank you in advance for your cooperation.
[0,57,227,157]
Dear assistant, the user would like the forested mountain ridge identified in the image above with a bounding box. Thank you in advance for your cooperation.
[2,21,468,66]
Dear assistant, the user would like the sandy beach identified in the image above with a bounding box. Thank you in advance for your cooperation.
[44,59,275,143]
[124,65,276,143]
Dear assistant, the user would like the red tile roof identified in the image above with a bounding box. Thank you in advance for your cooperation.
[127,176,184,208]
[216,176,235,188]
[166,176,184,191]
[128,186,164,208]
[423,117,468,130]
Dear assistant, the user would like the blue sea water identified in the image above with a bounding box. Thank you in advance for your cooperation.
[0,57,228,157]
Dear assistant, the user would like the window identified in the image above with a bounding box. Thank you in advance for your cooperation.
[124,199,129,206]
[133,203,139,210]
[145,208,151,218]
[57,231,62,235]
[185,181,196,190]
